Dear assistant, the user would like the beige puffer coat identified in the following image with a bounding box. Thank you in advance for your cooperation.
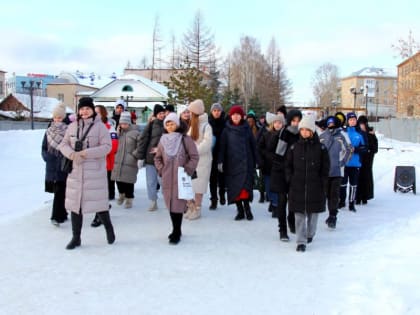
[111,125,141,184]
[188,113,213,194]
[59,115,111,214]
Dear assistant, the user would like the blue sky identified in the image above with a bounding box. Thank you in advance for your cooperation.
[1,0,419,103]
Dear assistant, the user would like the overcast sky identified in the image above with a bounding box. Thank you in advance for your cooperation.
[1,0,419,103]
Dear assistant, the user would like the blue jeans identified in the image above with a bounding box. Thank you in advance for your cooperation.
[145,164,161,201]
[264,175,278,206]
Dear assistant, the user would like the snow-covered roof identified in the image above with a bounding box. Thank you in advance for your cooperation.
[350,67,397,78]
[14,93,73,119]
[90,75,168,104]
[55,71,118,89]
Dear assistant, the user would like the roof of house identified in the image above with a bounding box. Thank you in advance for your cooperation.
[349,67,397,78]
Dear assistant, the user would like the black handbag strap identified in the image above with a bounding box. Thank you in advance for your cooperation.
[77,122,94,142]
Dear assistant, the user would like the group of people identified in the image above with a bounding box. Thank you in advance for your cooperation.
[42,97,377,252]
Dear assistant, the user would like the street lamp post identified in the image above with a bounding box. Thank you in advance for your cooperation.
[123,95,133,109]
[366,85,369,117]
[21,80,41,130]
[349,86,364,110]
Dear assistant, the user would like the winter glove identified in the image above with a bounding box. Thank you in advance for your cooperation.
[217,163,223,173]
[137,160,144,169]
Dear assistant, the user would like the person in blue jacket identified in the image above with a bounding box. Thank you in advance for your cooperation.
[339,112,366,212]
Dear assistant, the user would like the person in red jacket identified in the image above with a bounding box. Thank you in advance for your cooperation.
[91,105,119,227]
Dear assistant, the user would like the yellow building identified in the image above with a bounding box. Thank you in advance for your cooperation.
[341,67,397,117]
[397,51,420,118]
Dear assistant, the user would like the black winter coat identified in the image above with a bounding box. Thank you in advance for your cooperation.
[138,119,164,165]
[356,130,378,201]
[41,134,68,186]
[219,120,257,204]
[286,134,330,214]
[269,128,298,193]
[208,112,227,164]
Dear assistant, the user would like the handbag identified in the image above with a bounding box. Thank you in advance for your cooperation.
[178,167,195,200]
[275,129,288,156]
[61,156,73,173]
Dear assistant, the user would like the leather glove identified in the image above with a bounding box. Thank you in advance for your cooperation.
[137,160,144,169]
[217,163,223,173]
[70,151,86,165]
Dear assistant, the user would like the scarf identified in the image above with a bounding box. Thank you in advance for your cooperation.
[46,122,68,155]
[160,133,183,157]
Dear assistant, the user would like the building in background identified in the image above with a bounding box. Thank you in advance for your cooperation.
[46,71,116,111]
[341,67,397,118]
[0,70,6,100]
[397,51,420,118]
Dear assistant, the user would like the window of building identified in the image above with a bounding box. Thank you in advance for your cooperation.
[58,93,64,102]
[0,81,3,95]
[122,85,133,92]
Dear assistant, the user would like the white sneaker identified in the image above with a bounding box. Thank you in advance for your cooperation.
[51,219,60,227]
[148,200,157,211]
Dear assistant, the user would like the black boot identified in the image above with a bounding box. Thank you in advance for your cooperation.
[270,203,278,218]
[209,199,217,210]
[325,215,337,229]
[97,211,115,244]
[90,213,102,228]
[258,191,265,203]
[219,192,226,205]
[169,212,183,244]
[66,212,82,250]
[234,201,245,220]
[349,202,357,212]
[243,200,253,221]
[278,205,288,241]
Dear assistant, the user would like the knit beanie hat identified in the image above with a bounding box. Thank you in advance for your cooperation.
[188,99,205,115]
[78,97,95,111]
[266,112,285,125]
[177,104,188,116]
[153,104,165,117]
[286,109,303,125]
[346,112,357,120]
[164,112,180,127]
[210,102,223,112]
[119,112,132,125]
[52,103,66,119]
[165,104,175,113]
[229,105,245,118]
[298,115,316,132]
[115,99,126,109]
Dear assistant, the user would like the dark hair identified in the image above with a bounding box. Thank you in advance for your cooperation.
[95,105,108,123]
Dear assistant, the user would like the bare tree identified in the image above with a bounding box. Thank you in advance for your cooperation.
[392,29,420,59]
[312,62,340,108]
[182,10,215,71]
[169,33,182,69]
[151,14,163,80]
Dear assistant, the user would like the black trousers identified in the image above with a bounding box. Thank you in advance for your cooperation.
[326,177,342,216]
[116,181,134,198]
[107,171,115,200]
[51,181,68,223]
[340,167,360,203]
[209,161,225,201]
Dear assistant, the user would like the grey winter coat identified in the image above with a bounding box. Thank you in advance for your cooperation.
[59,115,111,214]
[318,128,352,177]
[154,133,199,213]
[111,125,141,184]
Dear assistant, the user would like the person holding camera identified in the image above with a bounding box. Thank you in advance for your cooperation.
[59,97,114,250]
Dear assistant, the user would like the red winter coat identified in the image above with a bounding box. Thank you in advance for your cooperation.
[105,122,118,171]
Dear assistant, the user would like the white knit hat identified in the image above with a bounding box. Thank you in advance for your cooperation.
[298,115,316,132]
[164,112,180,127]
[52,103,66,119]
[177,104,188,116]
[266,112,285,125]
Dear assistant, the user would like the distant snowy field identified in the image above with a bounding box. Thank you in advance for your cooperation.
[0,129,419,315]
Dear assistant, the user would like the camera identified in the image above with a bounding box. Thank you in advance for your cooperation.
[74,140,83,152]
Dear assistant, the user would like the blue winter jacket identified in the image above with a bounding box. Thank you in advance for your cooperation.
[345,126,366,168]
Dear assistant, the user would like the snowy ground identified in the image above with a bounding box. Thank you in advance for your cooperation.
[0,130,419,315]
